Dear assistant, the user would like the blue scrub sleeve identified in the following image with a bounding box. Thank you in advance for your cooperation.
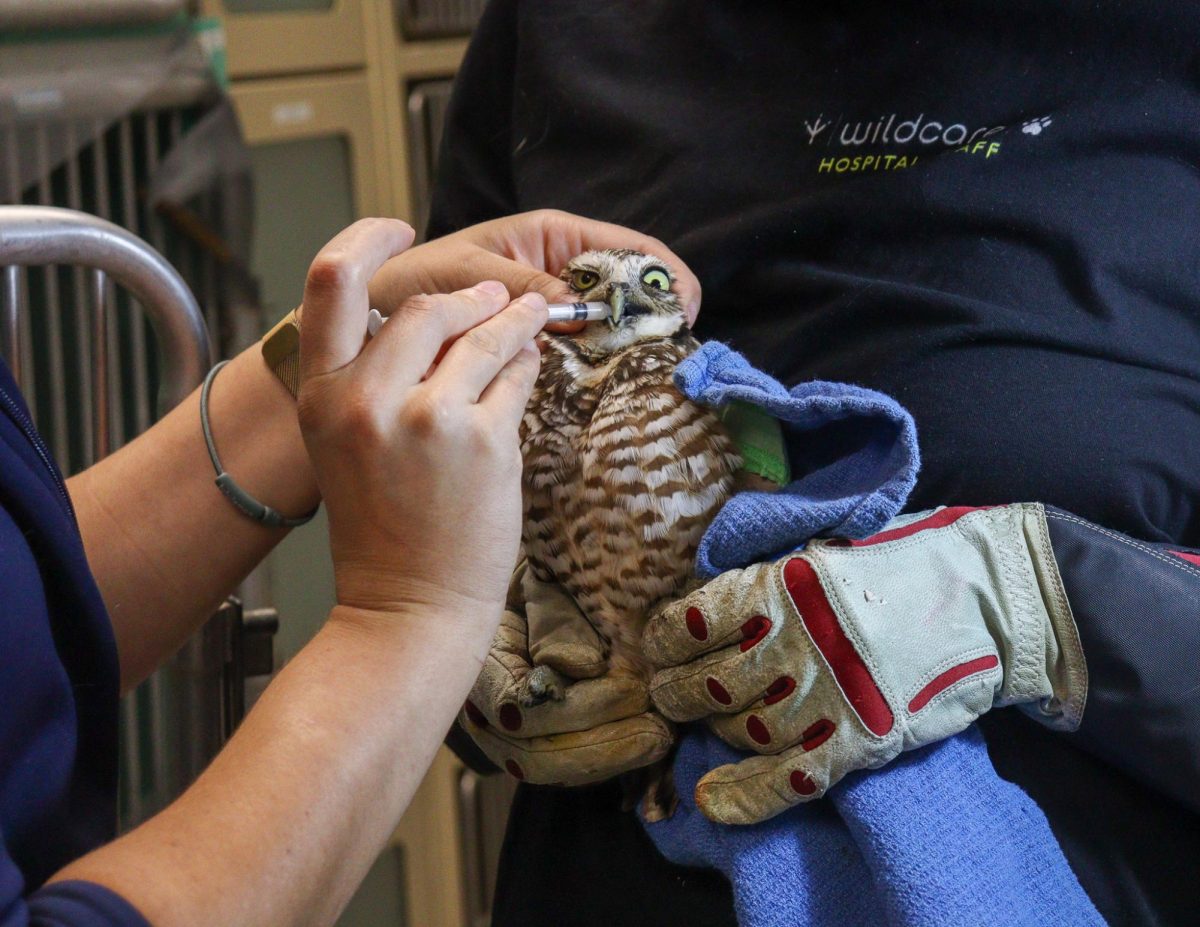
[2,842,148,927]
[23,882,150,927]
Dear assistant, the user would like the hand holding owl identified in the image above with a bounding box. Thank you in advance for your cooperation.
[645,505,1087,825]
[367,209,701,330]
[460,562,674,785]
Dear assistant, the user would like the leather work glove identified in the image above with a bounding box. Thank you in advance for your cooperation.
[644,505,1088,825]
[459,561,673,784]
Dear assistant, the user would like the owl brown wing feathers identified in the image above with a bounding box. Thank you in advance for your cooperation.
[521,336,740,681]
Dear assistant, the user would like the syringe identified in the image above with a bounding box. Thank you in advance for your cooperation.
[367,301,608,337]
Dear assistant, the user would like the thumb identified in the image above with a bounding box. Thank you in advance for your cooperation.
[300,219,414,382]
[695,751,814,825]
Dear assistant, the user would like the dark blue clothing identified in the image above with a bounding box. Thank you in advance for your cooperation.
[0,359,148,926]
[431,2,1200,924]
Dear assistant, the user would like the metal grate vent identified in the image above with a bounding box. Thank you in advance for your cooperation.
[2,100,262,827]
[1,107,257,471]
[405,77,455,240]
[397,0,487,41]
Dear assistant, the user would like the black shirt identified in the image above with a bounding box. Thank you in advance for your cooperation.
[430,3,1200,924]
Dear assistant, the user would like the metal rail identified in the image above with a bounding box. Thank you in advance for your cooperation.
[0,0,186,31]
[0,205,211,413]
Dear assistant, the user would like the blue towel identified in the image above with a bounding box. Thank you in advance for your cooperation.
[673,343,920,579]
[648,729,1102,927]
[645,342,1103,927]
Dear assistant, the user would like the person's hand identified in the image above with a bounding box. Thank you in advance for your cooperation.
[367,209,702,331]
[644,505,1088,825]
[296,218,546,621]
[459,562,674,784]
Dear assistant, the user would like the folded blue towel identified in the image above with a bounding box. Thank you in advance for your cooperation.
[673,343,920,579]
[649,729,1102,927]
[646,342,1103,927]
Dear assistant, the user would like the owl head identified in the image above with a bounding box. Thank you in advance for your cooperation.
[559,249,686,352]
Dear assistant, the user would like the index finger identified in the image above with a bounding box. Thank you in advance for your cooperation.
[300,218,414,383]
[643,564,765,668]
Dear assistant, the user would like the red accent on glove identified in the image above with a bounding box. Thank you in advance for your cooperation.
[706,677,733,705]
[763,676,796,705]
[746,715,771,745]
[907,655,1000,714]
[739,615,772,652]
[686,606,709,641]
[499,703,522,731]
[1170,550,1200,568]
[783,557,895,736]
[789,770,817,795]
[801,719,835,752]
[833,506,992,548]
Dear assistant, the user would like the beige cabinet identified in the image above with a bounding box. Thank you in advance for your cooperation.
[201,0,367,78]
[229,73,383,218]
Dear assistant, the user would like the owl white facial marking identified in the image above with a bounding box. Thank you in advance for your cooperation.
[559,249,686,355]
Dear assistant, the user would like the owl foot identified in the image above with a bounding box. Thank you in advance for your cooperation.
[639,763,679,824]
[519,665,571,707]
[622,758,679,823]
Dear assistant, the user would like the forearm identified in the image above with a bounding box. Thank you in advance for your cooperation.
[1043,506,1200,811]
[68,342,318,691]
[51,603,493,927]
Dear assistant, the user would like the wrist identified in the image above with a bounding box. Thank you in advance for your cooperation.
[326,600,502,664]
[1002,503,1088,730]
[207,348,320,517]
[329,570,507,632]
[941,504,1086,729]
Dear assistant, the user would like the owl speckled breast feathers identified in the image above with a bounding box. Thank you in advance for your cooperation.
[518,249,743,709]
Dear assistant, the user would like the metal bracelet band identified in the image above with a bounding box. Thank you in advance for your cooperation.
[200,360,318,529]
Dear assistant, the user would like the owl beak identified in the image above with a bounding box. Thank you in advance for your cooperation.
[607,287,626,327]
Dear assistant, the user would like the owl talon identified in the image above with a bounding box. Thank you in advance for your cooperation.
[519,665,570,706]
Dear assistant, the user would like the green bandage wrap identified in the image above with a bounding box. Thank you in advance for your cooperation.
[721,400,792,486]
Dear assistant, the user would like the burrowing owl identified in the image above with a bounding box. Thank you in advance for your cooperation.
[519,250,741,711]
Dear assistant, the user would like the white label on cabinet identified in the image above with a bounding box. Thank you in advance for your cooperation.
[271,100,316,127]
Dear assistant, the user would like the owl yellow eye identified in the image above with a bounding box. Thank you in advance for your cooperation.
[642,268,671,291]
[571,269,600,291]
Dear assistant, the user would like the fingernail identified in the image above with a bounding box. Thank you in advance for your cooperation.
[498,703,522,731]
[475,280,508,296]
[790,769,817,796]
[686,299,699,321]
[514,291,547,309]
